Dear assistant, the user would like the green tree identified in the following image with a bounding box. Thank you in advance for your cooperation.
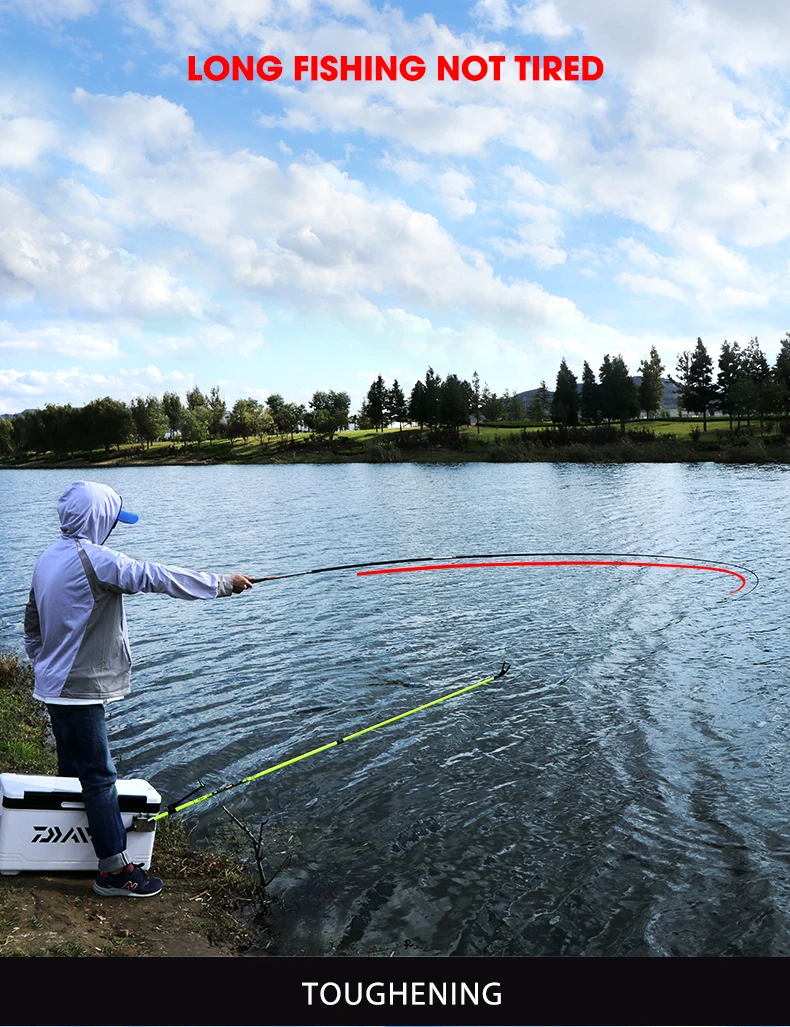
[610,355,640,430]
[180,406,211,448]
[84,397,132,453]
[409,379,428,429]
[638,346,665,419]
[580,362,599,424]
[670,338,717,431]
[207,386,227,444]
[162,391,184,440]
[0,416,14,459]
[387,379,408,430]
[480,384,503,422]
[14,409,46,458]
[774,333,790,418]
[501,389,525,420]
[743,337,771,427]
[130,395,168,448]
[471,371,481,433]
[598,355,617,424]
[186,386,207,411]
[306,391,350,440]
[239,398,273,444]
[527,381,550,422]
[551,359,579,425]
[423,367,442,430]
[266,394,286,435]
[228,399,255,443]
[0,416,15,459]
[717,341,743,429]
[361,375,388,432]
[41,404,80,457]
[440,374,471,436]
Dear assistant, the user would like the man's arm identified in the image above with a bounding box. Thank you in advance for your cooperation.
[23,588,43,661]
[85,545,254,600]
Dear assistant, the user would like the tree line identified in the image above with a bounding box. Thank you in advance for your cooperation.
[0,387,313,459]
[0,371,528,459]
[3,333,790,459]
[547,334,790,432]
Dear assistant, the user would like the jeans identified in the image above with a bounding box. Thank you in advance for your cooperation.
[46,704,129,873]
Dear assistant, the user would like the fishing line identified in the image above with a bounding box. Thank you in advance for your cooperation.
[145,662,510,823]
[359,560,749,594]
[250,552,759,596]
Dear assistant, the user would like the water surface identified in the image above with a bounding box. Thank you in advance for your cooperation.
[1,462,786,955]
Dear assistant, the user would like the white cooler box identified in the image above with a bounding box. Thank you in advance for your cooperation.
[0,773,160,875]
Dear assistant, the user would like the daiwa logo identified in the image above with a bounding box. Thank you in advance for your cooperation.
[31,826,91,844]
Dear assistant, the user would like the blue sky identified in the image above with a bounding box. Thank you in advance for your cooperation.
[2,0,790,413]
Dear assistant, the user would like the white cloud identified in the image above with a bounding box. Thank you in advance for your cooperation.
[615,229,777,310]
[0,321,120,359]
[616,272,687,301]
[0,116,59,167]
[514,2,574,39]
[5,0,790,394]
[0,80,718,388]
[1,0,99,23]
[0,364,197,414]
[381,154,476,216]
[472,0,513,31]
[142,324,266,357]
[0,185,204,317]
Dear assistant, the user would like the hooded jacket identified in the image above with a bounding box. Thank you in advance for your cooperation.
[23,481,234,703]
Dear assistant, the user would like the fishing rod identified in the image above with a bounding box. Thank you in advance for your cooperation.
[249,551,759,595]
[142,662,510,825]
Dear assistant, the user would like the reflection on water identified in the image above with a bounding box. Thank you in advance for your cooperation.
[1,462,787,955]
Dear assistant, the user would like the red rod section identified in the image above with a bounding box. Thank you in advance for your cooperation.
[357,560,747,594]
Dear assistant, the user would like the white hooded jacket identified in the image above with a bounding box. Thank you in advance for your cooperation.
[24,481,234,703]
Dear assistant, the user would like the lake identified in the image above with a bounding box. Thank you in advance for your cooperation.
[0,461,787,956]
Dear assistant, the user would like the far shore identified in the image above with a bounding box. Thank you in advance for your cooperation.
[3,419,790,469]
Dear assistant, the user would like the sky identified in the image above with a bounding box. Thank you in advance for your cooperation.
[2,0,790,414]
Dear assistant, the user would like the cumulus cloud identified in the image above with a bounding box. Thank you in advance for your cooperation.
[0,321,121,358]
[0,116,59,167]
[0,184,204,317]
[0,364,196,414]
[142,324,266,357]
[5,0,790,395]
[616,273,687,302]
[381,153,476,216]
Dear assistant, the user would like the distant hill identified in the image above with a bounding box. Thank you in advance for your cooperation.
[516,377,679,415]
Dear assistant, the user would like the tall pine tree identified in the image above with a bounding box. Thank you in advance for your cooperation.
[637,346,665,419]
[550,359,579,426]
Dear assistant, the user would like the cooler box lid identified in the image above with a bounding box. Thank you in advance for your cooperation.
[0,773,161,813]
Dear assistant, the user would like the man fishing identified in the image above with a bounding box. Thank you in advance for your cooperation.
[23,480,253,898]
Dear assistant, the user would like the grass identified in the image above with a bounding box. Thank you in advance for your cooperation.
[0,653,57,775]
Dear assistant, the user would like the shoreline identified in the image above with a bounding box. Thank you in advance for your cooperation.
[0,651,272,957]
[3,447,789,469]
[2,421,789,468]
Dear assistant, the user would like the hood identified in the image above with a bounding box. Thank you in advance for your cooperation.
[57,481,123,544]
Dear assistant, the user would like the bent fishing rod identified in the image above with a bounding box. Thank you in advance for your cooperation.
[140,662,510,825]
[249,551,759,596]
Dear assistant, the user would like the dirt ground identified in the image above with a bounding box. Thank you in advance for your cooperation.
[0,872,250,956]
[0,825,271,957]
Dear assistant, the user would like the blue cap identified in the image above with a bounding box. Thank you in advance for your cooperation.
[118,508,139,524]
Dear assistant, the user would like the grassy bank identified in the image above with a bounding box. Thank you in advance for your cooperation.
[4,418,790,468]
[0,650,270,957]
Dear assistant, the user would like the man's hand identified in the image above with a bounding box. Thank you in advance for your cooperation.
[231,574,254,593]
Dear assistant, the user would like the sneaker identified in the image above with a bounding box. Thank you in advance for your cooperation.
[93,863,163,898]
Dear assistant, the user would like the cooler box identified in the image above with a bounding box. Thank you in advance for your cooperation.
[0,773,160,875]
